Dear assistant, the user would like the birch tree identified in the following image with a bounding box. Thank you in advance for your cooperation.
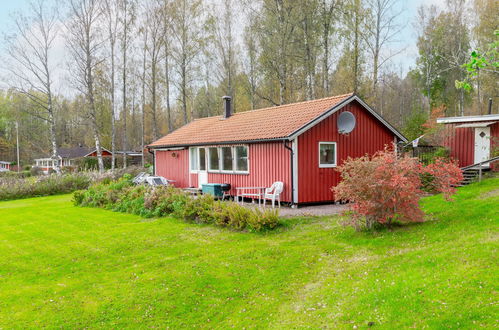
[145,1,163,139]
[318,0,340,96]
[103,0,118,170]
[67,0,105,172]
[5,0,60,172]
[171,0,205,124]
[119,0,136,167]
[212,0,237,101]
[161,0,174,132]
[363,0,403,105]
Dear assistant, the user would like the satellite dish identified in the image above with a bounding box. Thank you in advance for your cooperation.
[337,111,356,134]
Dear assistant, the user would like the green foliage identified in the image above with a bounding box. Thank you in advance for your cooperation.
[456,30,499,91]
[0,173,91,201]
[402,111,427,141]
[0,170,32,179]
[0,167,144,201]
[74,180,279,232]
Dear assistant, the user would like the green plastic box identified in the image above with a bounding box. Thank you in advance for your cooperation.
[201,183,223,197]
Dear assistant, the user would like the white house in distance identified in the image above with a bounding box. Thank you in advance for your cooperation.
[34,146,113,173]
[0,161,11,172]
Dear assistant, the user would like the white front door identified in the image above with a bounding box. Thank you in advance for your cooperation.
[474,127,491,166]
[198,147,208,188]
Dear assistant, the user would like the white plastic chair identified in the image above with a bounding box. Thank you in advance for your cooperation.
[263,181,284,208]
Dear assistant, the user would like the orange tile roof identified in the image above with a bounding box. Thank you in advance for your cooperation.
[148,93,354,148]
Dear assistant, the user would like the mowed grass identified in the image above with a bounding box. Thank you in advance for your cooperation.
[0,179,497,328]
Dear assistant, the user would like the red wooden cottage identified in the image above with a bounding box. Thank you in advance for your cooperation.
[147,93,407,205]
[437,114,499,167]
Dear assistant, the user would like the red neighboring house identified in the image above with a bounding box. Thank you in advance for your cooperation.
[437,114,499,168]
[34,146,113,173]
[147,93,407,205]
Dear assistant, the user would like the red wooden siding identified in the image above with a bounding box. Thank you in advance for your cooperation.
[298,101,395,203]
[442,121,499,168]
[155,149,190,188]
[156,142,292,202]
[206,142,291,202]
[442,124,474,167]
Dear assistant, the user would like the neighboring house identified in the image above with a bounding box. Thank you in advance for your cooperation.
[147,93,407,205]
[115,151,143,166]
[0,161,11,172]
[437,114,498,168]
[34,146,113,173]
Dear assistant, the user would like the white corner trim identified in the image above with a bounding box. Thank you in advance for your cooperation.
[153,149,157,176]
[292,137,298,204]
[288,95,408,142]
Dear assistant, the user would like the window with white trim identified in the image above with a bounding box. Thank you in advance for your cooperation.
[319,142,337,167]
[208,147,220,171]
[190,147,198,171]
[221,147,233,171]
[198,148,206,170]
[235,146,248,172]
[190,145,249,174]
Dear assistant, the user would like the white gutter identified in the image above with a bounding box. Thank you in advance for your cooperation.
[437,114,499,124]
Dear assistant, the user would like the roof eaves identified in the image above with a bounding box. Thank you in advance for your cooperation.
[147,137,289,149]
[437,114,499,124]
[287,94,407,142]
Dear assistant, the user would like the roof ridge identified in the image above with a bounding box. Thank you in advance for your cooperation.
[190,92,354,121]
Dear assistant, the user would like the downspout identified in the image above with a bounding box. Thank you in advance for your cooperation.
[283,140,294,207]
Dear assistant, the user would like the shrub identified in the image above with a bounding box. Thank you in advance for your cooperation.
[30,166,43,176]
[0,170,31,179]
[0,173,92,201]
[74,180,280,232]
[333,146,463,230]
[0,166,145,201]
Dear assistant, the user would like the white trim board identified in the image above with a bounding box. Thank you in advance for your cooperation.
[292,137,298,204]
[288,95,407,142]
[437,114,499,124]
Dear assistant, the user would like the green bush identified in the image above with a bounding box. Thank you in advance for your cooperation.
[74,181,280,232]
[0,173,91,201]
[0,170,32,179]
[0,166,145,201]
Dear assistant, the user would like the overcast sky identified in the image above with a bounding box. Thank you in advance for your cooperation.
[0,0,448,93]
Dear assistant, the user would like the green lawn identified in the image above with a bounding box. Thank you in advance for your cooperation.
[0,179,497,328]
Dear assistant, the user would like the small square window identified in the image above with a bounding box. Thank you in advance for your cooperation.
[319,142,336,167]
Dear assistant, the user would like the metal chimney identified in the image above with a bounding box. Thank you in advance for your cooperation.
[488,98,492,115]
[223,96,232,119]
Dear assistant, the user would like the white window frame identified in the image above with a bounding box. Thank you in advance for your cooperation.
[208,147,220,172]
[189,147,199,173]
[318,142,337,168]
[198,147,207,172]
[188,145,249,175]
[220,146,234,173]
[233,145,249,174]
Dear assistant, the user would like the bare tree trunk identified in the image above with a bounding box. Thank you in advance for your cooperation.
[5,0,60,173]
[353,0,360,94]
[67,0,104,173]
[104,0,118,171]
[140,28,147,167]
[121,0,129,168]
[165,44,173,132]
